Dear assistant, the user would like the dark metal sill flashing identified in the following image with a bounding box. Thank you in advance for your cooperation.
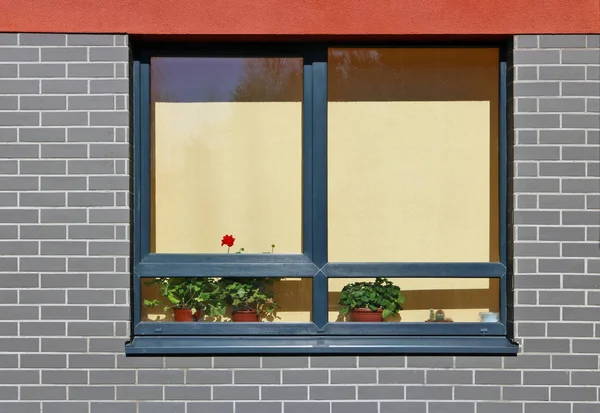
[125,336,518,356]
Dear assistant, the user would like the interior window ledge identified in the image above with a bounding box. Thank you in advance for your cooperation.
[125,335,519,356]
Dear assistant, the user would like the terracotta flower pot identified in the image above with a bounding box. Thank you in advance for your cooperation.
[232,309,259,322]
[173,308,194,322]
[350,308,383,322]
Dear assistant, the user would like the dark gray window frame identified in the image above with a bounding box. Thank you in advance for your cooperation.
[125,42,518,356]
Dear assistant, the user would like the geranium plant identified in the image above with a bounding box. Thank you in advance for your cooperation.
[338,277,405,321]
[144,277,224,321]
[218,234,280,321]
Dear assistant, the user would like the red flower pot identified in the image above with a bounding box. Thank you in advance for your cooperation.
[232,310,259,322]
[350,308,383,322]
[173,308,194,322]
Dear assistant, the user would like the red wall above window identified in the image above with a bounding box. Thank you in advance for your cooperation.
[1,0,598,35]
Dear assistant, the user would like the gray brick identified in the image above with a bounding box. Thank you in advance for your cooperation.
[69,386,115,401]
[564,307,600,321]
[41,144,88,159]
[564,114,600,128]
[20,191,66,206]
[91,402,136,413]
[517,163,538,177]
[331,370,376,384]
[0,209,37,223]
[0,240,38,255]
[514,178,560,193]
[504,387,549,401]
[0,160,17,174]
[552,387,597,401]
[20,290,65,304]
[213,386,259,400]
[0,34,18,45]
[42,112,88,127]
[564,274,600,289]
[515,83,562,98]
[68,321,113,336]
[236,402,281,413]
[0,337,39,352]
[0,143,40,158]
[69,354,115,368]
[539,66,586,80]
[89,176,129,190]
[588,162,600,176]
[563,211,599,225]
[0,112,39,127]
[310,385,355,400]
[357,385,404,400]
[516,306,560,321]
[573,403,600,413]
[262,386,307,400]
[90,338,128,353]
[0,47,39,62]
[514,146,560,161]
[89,306,129,320]
[563,146,600,161]
[539,194,585,209]
[263,357,308,368]
[20,128,65,142]
[68,192,114,207]
[540,35,588,48]
[0,79,39,94]
[517,98,537,113]
[42,79,87,94]
[282,370,327,385]
[0,225,17,239]
[42,305,87,320]
[475,371,521,385]
[0,64,17,77]
[187,402,233,413]
[285,402,330,413]
[514,114,560,128]
[90,47,129,61]
[589,291,600,305]
[90,79,129,94]
[21,161,67,177]
[41,208,86,223]
[68,35,114,46]
[41,338,87,353]
[67,225,114,240]
[563,50,600,64]
[540,291,586,305]
[455,386,501,400]
[0,370,40,384]
[427,370,472,384]
[69,95,115,110]
[69,159,114,174]
[68,63,115,78]
[68,290,114,305]
[41,47,87,62]
[117,386,164,400]
[0,321,17,334]
[514,50,560,64]
[89,273,129,288]
[479,403,523,413]
[68,127,114,142]
[524,371,570,385]
[186,370,232,384]
[165,357,212,369]
[588,66,600,80]
[517,130,538,144]
[22,257,66,272]
[89,209,129,224]
[20,63,65,78]
[455,356,502,368]
[539,258,585,273]
[138,402,185,413]
[22,95,67,110]
[0,96,17,109]
[563,179,600,193]
[89,241,128,255]
[429,402,475,413]
[539,227,585,242]
[517,322,546,337]
[21,354,66,368]
[572,339,600,353]
[0,177,35,191]
[523,338,571,353]
[572,372,600,385]
[0,290,17,304]
[41,273,87,288]
[514,242,560,257]
[407,356,454,368]
[0,354,17,368]
[406,386,453,400]
[138,369,185,384]
[0,387,17,400]
[0,257,18,272]
[563,81,600,97]
[90,111,128,126]
[0,272,37,287]
[164,386,211,400]
[563,243,600,258]
[541,162,586,177]
[232,370,280,384]
[540,129,586,145]
[21,321,66,336]
[21,225,66,239]
[332,402,377,413]
[0,403,41,413]
[0,305,38,320]
[90,143,129,158]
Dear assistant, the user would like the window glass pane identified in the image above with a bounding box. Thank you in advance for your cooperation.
[328,48,500,262]
[142,277,312,322]
[328,277,500,322]
[151,57,303,253]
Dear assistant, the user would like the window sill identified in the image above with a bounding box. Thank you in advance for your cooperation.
[125,335,518,356]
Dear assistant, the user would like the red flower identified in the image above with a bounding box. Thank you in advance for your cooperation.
[221,234,235,248]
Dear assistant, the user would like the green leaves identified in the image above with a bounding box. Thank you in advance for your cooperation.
[338,278,405,320]
[219,277,280,316]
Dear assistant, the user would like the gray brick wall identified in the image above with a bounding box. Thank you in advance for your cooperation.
[0,33,598,413]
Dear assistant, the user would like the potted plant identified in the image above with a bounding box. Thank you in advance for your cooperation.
[218,234,279,321]
[338,277,405,322]
[144,277,223,322]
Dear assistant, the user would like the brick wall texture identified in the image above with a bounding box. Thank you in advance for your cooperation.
[0,33,598,413]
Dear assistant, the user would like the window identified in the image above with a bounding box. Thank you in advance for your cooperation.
[126,43,517,355]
